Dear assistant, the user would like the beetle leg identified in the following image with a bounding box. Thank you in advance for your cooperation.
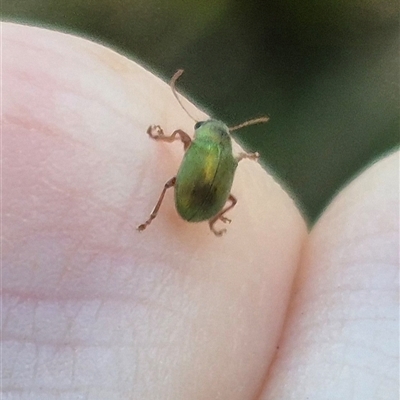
[208,194,237,236]
[137,177,176,232]
[147,125,192,151]
[236,151,259,162]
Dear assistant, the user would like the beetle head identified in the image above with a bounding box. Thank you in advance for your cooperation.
[194,119,231,144]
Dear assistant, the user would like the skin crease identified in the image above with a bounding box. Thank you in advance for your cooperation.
[2,22,398,400]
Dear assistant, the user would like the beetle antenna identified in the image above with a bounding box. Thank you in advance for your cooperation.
[229,117,269,132]
[170,69,198,122]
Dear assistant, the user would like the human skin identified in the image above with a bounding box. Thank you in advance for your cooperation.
[2,23,398,399]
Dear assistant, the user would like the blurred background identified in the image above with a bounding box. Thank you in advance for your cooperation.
[3,0,399,223]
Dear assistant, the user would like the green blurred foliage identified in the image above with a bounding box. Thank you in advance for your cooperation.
[3,0,399,222]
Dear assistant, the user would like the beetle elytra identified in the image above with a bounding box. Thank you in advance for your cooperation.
[137,70,268,236]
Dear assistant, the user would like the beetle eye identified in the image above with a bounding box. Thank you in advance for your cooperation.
[194,121,205,130]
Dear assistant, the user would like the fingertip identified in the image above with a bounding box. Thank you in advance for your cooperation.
[5,23,308,398]
[262,150,399,398]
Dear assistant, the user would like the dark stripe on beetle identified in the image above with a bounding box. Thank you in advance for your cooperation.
[189,145,223,220]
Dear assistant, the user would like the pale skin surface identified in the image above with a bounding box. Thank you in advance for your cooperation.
[3,23,398,399]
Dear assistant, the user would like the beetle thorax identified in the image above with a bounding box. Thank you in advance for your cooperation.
[193,119,232,146]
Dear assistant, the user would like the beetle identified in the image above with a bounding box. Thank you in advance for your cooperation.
[137,70,268,236]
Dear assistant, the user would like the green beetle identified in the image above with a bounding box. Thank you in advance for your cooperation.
[137,70,268,236]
